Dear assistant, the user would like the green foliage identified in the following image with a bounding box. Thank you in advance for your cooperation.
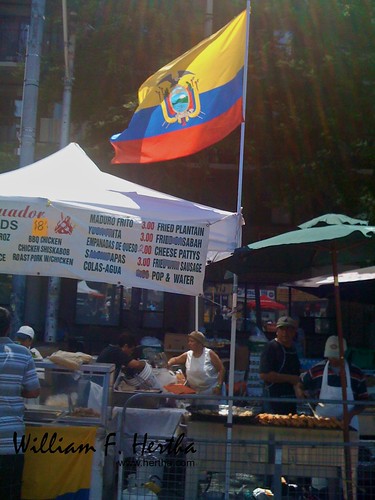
[0,147,19,174]
[36,0,374,226]
[245,0,375,224]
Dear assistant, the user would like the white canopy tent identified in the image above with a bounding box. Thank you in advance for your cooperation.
[0,143,240,296]
[77,280,104,297]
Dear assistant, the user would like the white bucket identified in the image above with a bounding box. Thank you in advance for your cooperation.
[124,362,161,390]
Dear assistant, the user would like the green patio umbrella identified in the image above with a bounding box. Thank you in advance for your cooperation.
[226,213,375,350]
[228,214,374,278]
[224,213,375,500]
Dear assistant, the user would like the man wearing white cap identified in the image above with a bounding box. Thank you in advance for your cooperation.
[300,335,368,430]
[299,335,368,497]
[15,326,43,361]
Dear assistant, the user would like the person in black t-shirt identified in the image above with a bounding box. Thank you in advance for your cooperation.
[96,332,144,381]
[259,316,301,415]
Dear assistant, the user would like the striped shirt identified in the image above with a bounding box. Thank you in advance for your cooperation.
[301,359,369,401]
[0,337,40,454]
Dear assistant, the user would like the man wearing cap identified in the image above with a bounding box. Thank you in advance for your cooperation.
[299,336,368,497]
[299,335,368,430]
[259,316,301,415]
[15,325,43,361]
[0,307,40,499]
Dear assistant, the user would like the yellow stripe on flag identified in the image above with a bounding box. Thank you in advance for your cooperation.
[22,426,97,499]
[138,10,246,108]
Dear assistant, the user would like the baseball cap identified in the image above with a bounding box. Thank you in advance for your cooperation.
[16,325,35,340]
[324,335,347,358]
[276,316,296,329]
[188,331,206,345]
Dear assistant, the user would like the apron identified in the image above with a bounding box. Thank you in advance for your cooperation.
[315,361,359,431]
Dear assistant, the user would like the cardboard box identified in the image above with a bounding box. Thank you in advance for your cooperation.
[163,333,188,352]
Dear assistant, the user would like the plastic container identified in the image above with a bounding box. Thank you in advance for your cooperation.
[152,368,177,389]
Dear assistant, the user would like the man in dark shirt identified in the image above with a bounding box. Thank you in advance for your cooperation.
[96,332,144,381]
[259,316,301,415]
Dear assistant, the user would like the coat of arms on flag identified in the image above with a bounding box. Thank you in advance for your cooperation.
[158,71,202,126]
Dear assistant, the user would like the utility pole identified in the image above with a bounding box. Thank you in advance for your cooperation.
[204,0,213,38]
[60,0,76,148]
[11,0,46,334]
[195,0,214,330]
[45,0,76,342]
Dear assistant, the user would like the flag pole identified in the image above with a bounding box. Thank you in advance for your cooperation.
[224,1,251,497]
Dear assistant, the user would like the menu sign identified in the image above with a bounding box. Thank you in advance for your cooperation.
[0,201,210,296]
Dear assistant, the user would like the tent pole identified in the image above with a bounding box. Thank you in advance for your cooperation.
[195,296,199,330]
[332,249,354,500]
[224,2,251,498]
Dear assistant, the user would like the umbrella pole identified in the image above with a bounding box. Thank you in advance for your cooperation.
[332,250,354,500]
[288,286,292,316]
[255,284,262,328]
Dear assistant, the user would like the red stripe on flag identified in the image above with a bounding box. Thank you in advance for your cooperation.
[111,98,243,164]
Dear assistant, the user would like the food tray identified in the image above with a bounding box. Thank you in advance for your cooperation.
[24,408,66,423]
[255,413,344,429]
[186,405,258,424]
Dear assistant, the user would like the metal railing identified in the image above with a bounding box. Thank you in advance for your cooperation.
[111,393,375,499]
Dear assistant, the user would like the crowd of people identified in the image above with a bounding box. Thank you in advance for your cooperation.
[0,303,370,499]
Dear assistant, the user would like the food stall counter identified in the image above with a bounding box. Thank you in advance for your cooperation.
[110,401,188,500]
[185,416,358,500]
[21,361,115,499]
[25,360,115,428]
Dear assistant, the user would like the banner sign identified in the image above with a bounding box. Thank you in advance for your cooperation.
[0,201,209,296]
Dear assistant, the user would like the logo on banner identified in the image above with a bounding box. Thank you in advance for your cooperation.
[158,71,202,126]
[32,218,48,237]
[55,213,75,235]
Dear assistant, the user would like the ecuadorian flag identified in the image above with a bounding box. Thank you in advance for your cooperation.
[21,426,97,500]
[110,9,247,164]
